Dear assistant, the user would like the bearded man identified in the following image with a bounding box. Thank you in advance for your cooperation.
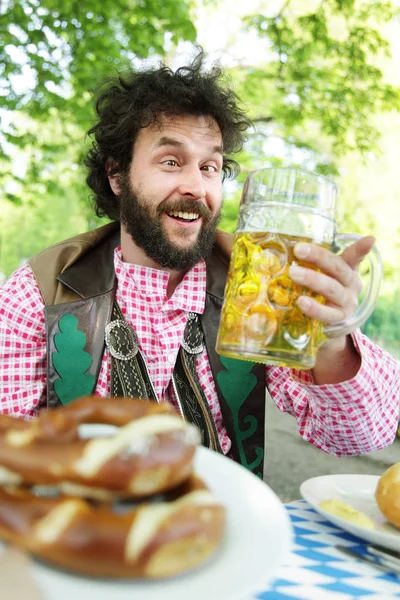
[1,55,399,478]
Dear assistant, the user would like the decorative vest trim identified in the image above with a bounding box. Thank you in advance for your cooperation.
[29,222,266,477]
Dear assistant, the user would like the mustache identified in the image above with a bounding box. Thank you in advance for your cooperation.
[158,198,213,221]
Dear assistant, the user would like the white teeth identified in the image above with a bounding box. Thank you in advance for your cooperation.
[168,211,199,220]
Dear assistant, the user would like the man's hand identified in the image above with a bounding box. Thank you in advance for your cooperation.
[288,236,376,383]
[289,236,374,326]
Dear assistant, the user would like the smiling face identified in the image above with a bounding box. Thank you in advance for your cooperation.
[109,114,224,271]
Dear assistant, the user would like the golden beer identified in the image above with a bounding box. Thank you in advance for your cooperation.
[216,168,382,369]
[216,232,329,369]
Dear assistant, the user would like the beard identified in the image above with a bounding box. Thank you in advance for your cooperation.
[118,174,221,271]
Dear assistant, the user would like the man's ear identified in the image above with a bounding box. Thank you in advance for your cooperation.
[106,158,120,195]
[108,174,120,195]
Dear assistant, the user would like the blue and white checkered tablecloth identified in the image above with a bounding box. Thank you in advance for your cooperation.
[252,499,400,600]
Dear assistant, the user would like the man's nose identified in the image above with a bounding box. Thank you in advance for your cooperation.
[177,166,206,199]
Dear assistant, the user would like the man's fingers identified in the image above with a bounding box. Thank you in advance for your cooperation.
[290,237,375,321]
[297,295,346,324]
[293,236,375,288]
[289,264,353,308]
[339,236,375,270]
[293,241,353,288]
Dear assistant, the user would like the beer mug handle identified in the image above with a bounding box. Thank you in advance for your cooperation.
[324,233,383,338]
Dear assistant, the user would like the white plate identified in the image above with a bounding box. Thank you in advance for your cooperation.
[301,474,400,552]
[1,446,292,600]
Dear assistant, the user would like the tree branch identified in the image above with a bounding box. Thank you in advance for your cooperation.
[251,116,275,124]
[278,0,292,17]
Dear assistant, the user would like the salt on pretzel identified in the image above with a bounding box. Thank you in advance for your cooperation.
[0,475,225,579]
[0,397,201,499]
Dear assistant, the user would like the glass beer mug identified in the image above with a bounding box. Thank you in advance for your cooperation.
[216,167,382,369]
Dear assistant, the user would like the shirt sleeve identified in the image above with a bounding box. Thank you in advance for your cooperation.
[266,329,400,456]
[0,263,47,418]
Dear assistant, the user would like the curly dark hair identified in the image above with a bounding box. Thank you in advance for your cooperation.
[85,53,252,220]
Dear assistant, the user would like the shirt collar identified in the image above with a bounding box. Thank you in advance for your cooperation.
[114,247,206,314]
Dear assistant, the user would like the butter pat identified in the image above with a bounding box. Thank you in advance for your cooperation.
[319,498,375,529]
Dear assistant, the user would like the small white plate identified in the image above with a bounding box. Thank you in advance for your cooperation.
[1,447,292,600]
[301,474,400,552]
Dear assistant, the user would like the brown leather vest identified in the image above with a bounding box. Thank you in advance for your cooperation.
[29,222,266,477]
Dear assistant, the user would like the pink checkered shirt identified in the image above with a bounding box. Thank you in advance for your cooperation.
[1,252,399,457]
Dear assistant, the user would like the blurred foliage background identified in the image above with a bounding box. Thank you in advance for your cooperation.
[1,0,399,358]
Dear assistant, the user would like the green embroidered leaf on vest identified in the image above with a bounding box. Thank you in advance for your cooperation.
[52,314,95,405]
[216,356,263,474]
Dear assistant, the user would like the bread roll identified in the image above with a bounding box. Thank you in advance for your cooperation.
[375,462,400,528]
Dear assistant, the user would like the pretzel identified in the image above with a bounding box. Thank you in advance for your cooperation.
[0,474,225,578]
[0,396,201,499]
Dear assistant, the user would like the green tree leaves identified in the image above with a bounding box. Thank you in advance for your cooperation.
[239,0,400,168]
[2,0,196,122]
[0,0,198,206]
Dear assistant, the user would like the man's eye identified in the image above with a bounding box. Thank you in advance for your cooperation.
[201,165,217,172]
[163,159,178,167]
